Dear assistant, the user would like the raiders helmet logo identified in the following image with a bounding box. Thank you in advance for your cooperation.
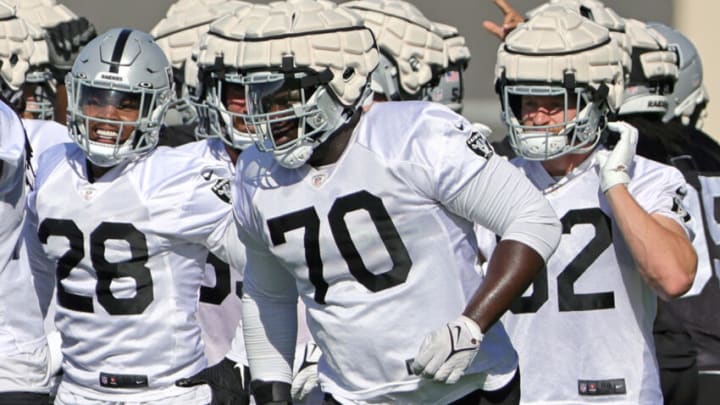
[466,131,494,159]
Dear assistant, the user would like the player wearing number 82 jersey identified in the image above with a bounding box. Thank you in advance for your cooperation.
[480,7,698,404]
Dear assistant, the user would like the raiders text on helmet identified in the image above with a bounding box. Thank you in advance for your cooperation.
[66,28,175,167]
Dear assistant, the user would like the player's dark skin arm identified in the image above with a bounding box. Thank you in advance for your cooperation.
[463,239,543,332]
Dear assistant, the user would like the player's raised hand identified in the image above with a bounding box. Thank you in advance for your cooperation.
[176,357,249,405]
[482,0,524,40]
[46,17,97,79]
[410,315,483,384]
[596,121,639,193]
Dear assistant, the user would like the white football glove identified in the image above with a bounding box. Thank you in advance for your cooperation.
[596,121,638,193]
[291,342,321,402]
[410,315,483,384]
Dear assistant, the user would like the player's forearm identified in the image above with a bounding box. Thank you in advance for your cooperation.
[462,239,544,332]
[242,292,297,383]
[606,185,697,299]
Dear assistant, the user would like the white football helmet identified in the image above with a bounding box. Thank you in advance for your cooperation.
[151,0,252,126]
[66,28,175,167]
[195,0,378,168]
[425,22,471,113]
[23,20,55,120]
[0,4,38,113]
[647,22,708,127]
[495,6,626,161]
[616,18,678,116]
[343,0,468,110]
[189,2,258,150]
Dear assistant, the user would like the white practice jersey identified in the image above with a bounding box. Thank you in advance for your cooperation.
[480,152,694,404]
[697,174,720,281]
[27,143,236,402]
[178,138,246,365]
[233,102,561,403]
[0,102,49,392]
[23,118,70,175]
[180,138,315,369]
[23,118,70,336]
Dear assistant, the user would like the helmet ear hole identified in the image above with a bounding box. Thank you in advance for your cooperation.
[342,68,355,81]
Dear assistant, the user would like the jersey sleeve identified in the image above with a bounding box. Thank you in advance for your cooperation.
[0,104,25,191]
[447,154,561,261]
[232,153,300,383]
[378,104,560,261]
[630,159,695,238]
[145,151,235,258]
[377,104,492,203]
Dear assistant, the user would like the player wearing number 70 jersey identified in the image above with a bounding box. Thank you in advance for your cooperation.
[25,29,243,404]
[228,2,561,404]
[477,8,698,404]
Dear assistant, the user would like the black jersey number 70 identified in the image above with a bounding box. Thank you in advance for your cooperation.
[267,190,413,304]
[510,208,615,313]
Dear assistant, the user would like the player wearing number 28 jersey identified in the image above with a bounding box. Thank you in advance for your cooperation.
[26,29,242,404]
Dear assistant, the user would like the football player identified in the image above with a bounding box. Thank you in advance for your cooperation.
[223,1,562,404]
[151,0,251,136]
[508,2,715,403]
[173,5,334,404]
[0,80,54,405]
[481,6,698,404]
[6,0,96,125]
[26,28,243,404]
[622,22,720,405]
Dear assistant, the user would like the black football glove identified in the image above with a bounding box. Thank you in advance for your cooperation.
[45,17,97,81]
[176,357,249,405]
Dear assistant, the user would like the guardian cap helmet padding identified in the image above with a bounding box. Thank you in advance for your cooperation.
[195,0,378,168]
[495,6,626,160]
[647,22,708,127]
[343,0,470,112]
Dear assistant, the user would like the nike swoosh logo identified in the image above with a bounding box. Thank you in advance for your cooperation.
[454,325,462,345]
[202,170,213,180]
[455,122,465,131]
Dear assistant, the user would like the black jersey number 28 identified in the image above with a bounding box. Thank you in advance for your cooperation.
[510,208,615,313]
[38,219,153,315]
[267,190,412,304]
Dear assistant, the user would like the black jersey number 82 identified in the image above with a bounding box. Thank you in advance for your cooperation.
[510,208,615,313]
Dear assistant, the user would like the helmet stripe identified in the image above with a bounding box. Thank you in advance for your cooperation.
[109,29,133,73]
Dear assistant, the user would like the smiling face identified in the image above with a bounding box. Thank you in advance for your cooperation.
[79,87,142,145]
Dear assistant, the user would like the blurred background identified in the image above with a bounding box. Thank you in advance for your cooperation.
[58,0,717,140]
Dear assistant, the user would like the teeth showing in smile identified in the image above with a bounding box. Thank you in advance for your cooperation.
[96,129,119,142]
